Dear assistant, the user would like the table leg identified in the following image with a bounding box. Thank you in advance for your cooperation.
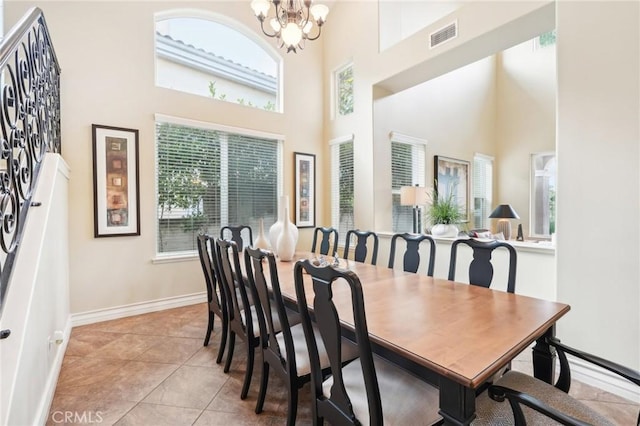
[438,377,475,425]
[532,325,557,384]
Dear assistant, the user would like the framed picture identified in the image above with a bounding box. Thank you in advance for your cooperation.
[434,155,470,222]
[294,152,316,228]
[92,124,140,237]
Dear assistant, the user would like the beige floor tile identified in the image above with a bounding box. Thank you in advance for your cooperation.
[54,357,130,399]
[46,393,136,426]
[184,344,224,368]
[193,410,282,426]
[86,334,165,361]
[580,400,639,426]
[105,360,180,402]
[135,336,203,364]
[143,365,228,409]
[65,329,124,357]
[114,402,202,426]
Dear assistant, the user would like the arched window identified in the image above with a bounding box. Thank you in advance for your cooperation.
[155,11,282,112]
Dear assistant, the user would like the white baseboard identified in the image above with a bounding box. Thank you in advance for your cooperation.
[569,356,640,404]
[71,292,207,327]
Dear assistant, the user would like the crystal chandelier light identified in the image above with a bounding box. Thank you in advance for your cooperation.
[250,0,329,53]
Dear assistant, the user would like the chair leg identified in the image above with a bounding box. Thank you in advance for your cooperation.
[255,361,270,414]
[286,383,298,426]
[204,311,214,347]
[224,332,235,373]
[216,317,228,364]
[240,342,255,400]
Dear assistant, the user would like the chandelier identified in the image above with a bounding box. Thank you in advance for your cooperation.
[250,0,329,53]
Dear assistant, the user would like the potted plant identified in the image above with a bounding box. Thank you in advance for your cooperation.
[427,189,462,237]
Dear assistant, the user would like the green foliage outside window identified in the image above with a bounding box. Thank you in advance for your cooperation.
[156,123,220,248]
[156,122,279,253]
[338,66,354,116]
[539,30,556,47]
[208,81,275,111]
[339,142,354,224]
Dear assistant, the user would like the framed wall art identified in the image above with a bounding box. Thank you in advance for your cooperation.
[434,155,470,222]
[294,152,316,228]
[92,124,140,237]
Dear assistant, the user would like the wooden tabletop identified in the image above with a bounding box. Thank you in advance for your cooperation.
[273,253,570,389]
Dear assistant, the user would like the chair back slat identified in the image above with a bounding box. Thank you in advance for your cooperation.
[197,234,225,317]
[388,233,436,276]
[294,260,382,425]
[220,225,253,252]
[311,226,339,256]
[448,238,517,293]
[344,229,379,265]
[216,238,254,335]
[244,247,292,366]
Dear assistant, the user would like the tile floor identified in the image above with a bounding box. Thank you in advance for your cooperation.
[47,303,638,425]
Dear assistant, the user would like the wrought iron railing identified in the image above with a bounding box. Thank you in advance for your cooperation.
[0,7,61,315]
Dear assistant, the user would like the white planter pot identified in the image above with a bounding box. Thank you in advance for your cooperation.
[431,224,459,238]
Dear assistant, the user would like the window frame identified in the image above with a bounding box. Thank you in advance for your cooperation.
[389,132,428,233]
[529,151,556,238]
[154,113,284,259]
[472,153,494,230]
[330,134,355,246]
[332,61,354,119]
[154,10,284,113]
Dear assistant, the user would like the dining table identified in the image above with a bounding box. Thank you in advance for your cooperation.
[271,252,571,425]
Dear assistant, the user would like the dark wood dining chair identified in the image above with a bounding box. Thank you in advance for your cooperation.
[244,247,356,426]
[448,238,517,293]
[220,224,253,252]
[387,232,436,276]
[479,336,638,425]
[343,229,379,265]
[293,259,442,425]
[215,238,261,399]
[196,234,228,364]
[311,226,338,256]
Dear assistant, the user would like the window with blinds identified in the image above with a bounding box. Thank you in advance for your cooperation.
[391,134,427,233]
[336,63,354,116]
[472,154,494,229]
[330,137,354,245]
[530,152,556,237]
[156,119,281,254]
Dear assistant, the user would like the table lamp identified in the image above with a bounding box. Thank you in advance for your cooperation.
[400,185,428,234]
[488,204,520,240]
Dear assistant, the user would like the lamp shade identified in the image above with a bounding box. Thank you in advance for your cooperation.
[400,186,428,206]
[488,204,520,219]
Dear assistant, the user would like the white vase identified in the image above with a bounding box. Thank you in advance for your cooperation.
[254,218,270,250]
[276,206,297,261]
[269,195,298,250]
[431,223,459,238]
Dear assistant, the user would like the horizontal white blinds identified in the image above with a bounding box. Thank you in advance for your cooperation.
[391,139,426,233]
[472,154,493,229]
[331,139,354,245]
[156,121,280,254]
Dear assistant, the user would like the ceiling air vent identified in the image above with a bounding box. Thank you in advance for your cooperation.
[430,21,457,49]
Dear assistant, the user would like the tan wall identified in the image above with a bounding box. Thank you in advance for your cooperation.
[5,1,325,314]
[556,1,639,369]
[495,39,556,236]
[372,56,498,232]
